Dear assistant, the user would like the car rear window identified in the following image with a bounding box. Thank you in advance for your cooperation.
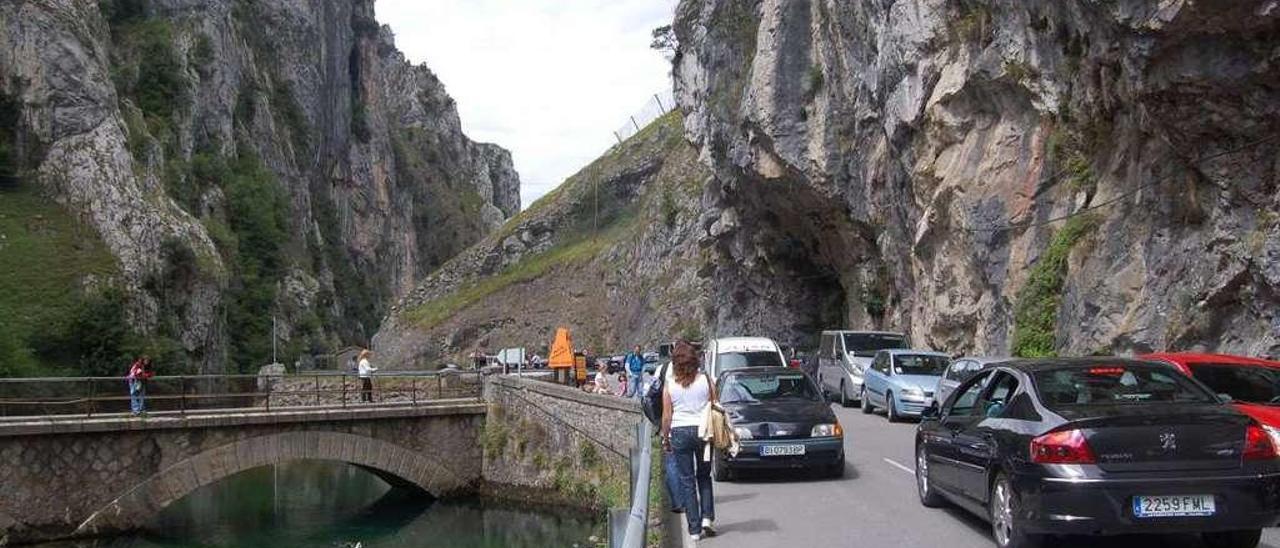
[717,351,784,372]
[1189,363,1280,404]
[720,373,820,403]
[1033,365,1215,409]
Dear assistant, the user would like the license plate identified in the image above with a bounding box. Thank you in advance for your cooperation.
[1133,495,1216,518]
[759,444,805,456]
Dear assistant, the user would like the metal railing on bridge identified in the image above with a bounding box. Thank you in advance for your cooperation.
[0,370,484,419]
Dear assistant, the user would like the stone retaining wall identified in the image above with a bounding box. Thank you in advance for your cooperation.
[481,375,643,510]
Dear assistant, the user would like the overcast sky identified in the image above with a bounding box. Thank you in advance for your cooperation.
[375,0,679,208]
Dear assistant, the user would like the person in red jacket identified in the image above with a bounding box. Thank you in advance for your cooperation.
[127,356,154,415]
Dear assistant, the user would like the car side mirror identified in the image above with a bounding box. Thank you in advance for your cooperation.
[921,401,941,420]
[1217,393,1233,403]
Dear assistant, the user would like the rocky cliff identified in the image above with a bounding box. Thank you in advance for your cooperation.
[0,0,518,374]
[374,112,710,367]
[673,0,1280,357]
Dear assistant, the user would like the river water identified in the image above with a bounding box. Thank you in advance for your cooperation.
[47,462,602,548]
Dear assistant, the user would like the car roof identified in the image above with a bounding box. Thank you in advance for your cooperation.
[882,349,950,357]
[721,366,808,377]
[713,337,781,353]
[988,357,1169,372]
[1140,352,1280,368]
[953,356,1012,365]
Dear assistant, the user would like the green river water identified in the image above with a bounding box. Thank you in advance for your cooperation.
[44,462,602,548]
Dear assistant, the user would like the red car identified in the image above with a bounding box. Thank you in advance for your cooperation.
[1142,352,1280,427]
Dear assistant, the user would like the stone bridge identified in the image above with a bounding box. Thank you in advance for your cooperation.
[0,401,485,545]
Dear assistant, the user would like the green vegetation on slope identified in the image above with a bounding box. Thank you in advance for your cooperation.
[404,111,687,331]
[0,181,180,376]
[1011,215,1098,357]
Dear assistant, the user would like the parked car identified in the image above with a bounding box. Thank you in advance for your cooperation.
[713,367,844,481]
[1142,352,1280,428]
[816,330,909,407]
[861,349,950,421]
[703,337,788,380]
[936,356,1009,406]
[915,358,1280,548]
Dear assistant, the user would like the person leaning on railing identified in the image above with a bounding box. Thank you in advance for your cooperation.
[126,356,154,415]
[357,349,377,403]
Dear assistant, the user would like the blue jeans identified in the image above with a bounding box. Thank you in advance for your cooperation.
[663,450,683,511]
[128,380,145,414]
[670,426,714,535]
[626,373,643,398]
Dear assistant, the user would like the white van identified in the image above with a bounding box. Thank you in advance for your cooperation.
[816,330,909,406]
[702,337,788,380]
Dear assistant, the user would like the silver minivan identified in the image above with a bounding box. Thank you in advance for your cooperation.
[816,331,909,406]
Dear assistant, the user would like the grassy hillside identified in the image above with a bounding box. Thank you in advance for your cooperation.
[0,181,124,376]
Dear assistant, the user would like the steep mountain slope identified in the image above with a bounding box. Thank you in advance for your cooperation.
[0,0,518,374]
[673,0,1280,357]
[374,112,711,367]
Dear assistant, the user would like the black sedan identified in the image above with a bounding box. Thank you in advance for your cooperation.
[714,367,845,481]
[914,358,1280,548]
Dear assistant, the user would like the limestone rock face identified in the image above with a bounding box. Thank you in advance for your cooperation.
[673,0,1280,357]
[0,0,519,371]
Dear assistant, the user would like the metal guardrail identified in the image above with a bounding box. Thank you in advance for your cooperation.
[0,371,484,419]
[612,418,653,548]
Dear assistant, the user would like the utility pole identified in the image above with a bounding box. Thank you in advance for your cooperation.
[272,316,278,365]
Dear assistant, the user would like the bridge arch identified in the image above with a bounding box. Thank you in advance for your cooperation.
[74,430,463,537]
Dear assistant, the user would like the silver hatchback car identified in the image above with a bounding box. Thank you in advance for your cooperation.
[933,356,1008,406]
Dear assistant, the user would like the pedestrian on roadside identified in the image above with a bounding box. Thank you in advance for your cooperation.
[126,355,154,415]
[625,345,645,398]
[661,340,717,540]
[593,361,614,395]
[357,349,377,403]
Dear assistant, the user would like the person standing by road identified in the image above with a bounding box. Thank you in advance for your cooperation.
[661,341,717,540]
[126,356,154,415]
[357,349,377,403]
[625,345,645,398]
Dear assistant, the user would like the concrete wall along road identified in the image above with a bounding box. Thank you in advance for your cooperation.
[482,375,643,510]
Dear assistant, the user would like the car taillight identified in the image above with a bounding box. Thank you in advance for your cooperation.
[1243,424,1278,461]
[1030,429,1096,464]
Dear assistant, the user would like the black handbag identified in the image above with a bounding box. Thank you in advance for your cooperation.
[642,362,668,426]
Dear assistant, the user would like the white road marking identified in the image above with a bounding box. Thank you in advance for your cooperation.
[883,457,915,475]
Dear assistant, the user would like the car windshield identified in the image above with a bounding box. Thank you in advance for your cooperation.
[842,333,907,353]
[1189,363,1280,404]
[720,373,820,404]
[894,354,948,376]
[716,351,784,373]
[1033,365,1216,409]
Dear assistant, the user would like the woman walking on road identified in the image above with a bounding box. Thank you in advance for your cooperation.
[661,340,716,540]
[357,349,377,403]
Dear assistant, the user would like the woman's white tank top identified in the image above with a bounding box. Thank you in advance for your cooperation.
[666,367,710,428]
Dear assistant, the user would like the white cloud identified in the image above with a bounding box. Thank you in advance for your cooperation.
[375,0,679,208]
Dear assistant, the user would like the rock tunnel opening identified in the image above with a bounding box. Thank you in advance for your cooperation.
[709,174,884,349]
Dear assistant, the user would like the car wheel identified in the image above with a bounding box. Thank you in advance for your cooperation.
[886,393,899,422]
[990,473,1041,548]
[712,450,733,482]
[916,444,944,508]
[861,386,873,414]
[839,382,852,408]
[1202,530,1262,548]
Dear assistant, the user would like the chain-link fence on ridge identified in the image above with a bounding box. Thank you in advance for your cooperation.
[612,90,675,144]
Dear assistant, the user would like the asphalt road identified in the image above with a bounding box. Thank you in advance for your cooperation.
[693,402,1280,548]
